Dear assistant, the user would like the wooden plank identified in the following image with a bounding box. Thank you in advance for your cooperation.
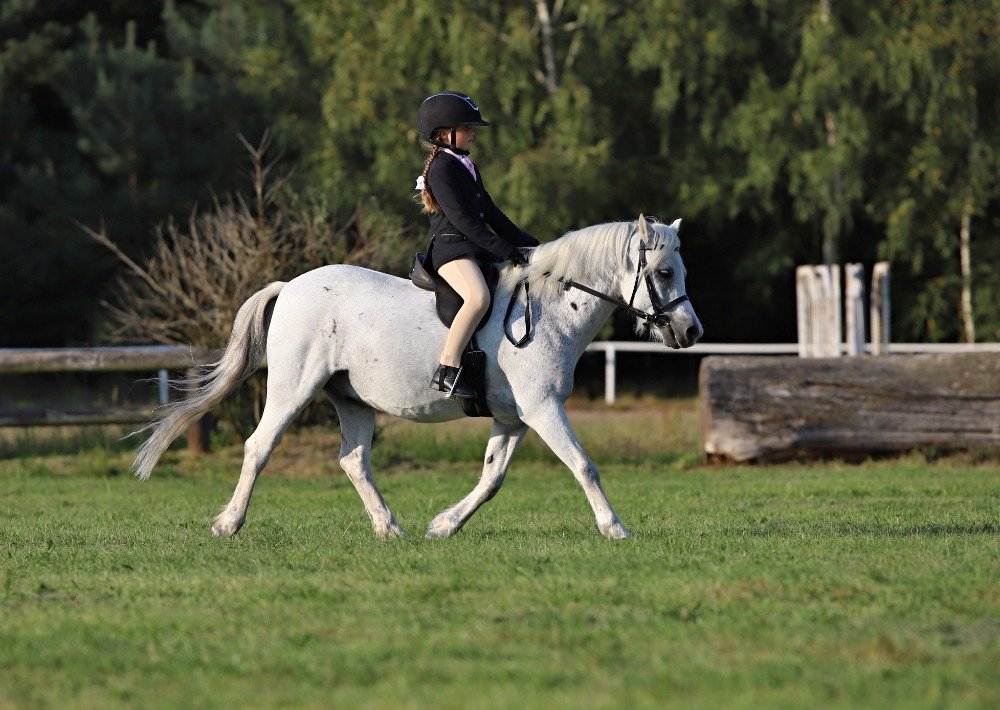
[827,264,842,358]
[0,346,218,374]
[870,262,890,355]
[844,263,865,356]
[795,266,814,358]
[700,353,1000,462]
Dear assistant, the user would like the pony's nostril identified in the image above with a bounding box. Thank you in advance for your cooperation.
[685,325,700,342]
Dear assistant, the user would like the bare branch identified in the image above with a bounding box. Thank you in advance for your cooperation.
[535,0,559,95]
[81,221,169,297]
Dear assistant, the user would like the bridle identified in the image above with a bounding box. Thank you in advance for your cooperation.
[504,234,690,347]
[561,239,690,328]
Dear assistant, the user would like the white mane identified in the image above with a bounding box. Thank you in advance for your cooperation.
[502,217,681,301]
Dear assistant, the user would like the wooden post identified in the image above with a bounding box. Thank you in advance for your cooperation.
[796,266,814,358]
[811,265,841,357]
[798,265,841,358]
[870,261,890,355]
[844,263,865,356]
[809,266,825,357]
[828,264,842,357]
[185,367,212,453]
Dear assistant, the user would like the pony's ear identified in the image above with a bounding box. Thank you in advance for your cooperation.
[638,213,651,240]
[669,218,682,231]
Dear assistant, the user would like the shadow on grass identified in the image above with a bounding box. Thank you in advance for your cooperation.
[835,520,999,537]
[722,519,999,539]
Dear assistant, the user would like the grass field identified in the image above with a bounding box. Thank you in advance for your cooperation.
[1,399,998,708]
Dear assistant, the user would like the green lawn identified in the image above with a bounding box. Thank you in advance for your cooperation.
[1,406,998,708]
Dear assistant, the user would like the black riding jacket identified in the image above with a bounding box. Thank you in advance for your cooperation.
[426,151,538,269]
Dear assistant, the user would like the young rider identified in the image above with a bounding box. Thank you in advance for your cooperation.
[415,91,538,399]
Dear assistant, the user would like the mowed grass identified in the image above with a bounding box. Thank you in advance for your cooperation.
[1,399,998,708]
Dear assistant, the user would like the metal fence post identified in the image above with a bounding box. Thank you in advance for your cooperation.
[157,369,170,405]
[605,345,616,405]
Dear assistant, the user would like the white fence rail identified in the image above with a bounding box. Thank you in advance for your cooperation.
[2,343,999,418]
[585,341,1000,404]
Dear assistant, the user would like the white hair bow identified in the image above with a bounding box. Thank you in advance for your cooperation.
[414,175,426,191]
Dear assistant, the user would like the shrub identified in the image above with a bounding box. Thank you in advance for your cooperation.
[87,132,418,437]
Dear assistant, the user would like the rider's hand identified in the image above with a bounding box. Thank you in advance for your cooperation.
[508,248,529,267]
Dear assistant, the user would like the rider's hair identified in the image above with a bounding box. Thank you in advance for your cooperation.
[418,131,444,214]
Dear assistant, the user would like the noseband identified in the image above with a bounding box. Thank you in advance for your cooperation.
[561,239,689,329]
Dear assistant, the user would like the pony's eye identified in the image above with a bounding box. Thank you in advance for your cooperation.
[659,268,674,280]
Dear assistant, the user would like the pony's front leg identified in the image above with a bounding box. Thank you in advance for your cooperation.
[426,418,528,539]
[522,400,630,539]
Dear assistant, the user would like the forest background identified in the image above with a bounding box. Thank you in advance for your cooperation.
[2,0,998,349]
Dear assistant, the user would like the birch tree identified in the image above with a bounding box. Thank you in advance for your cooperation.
[877,0,1000,341]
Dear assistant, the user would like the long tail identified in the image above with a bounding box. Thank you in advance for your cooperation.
[133,281,286,480]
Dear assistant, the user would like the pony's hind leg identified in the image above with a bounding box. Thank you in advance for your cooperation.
[212,358,331,537]
[522,400,630,539]
[426,418,528,539]
[328,391,404,539]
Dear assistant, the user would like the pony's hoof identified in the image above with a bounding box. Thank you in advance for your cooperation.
[211,515,243,537]
[375,521,407,539]
[425,514,458,539]
[599,520,631,540]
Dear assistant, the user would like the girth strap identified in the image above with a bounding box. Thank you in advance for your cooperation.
[504,281,533,347]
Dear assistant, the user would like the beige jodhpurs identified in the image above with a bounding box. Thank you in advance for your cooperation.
[436,257,490,367]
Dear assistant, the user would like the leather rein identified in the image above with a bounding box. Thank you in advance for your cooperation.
[504,238,690,347]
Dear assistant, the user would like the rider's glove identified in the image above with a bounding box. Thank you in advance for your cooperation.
[508,248,530,267]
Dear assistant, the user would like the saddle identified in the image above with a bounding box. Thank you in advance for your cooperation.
[409,252,498,418]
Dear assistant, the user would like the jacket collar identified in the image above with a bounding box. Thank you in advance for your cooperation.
[439,149,479,184]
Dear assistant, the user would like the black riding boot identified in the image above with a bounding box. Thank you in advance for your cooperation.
[431,363,476,400]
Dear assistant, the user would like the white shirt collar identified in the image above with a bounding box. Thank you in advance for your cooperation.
[441,148,477,180]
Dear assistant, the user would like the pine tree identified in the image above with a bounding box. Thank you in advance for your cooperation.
[0,1,302,345]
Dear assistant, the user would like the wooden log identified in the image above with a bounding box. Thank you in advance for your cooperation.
[700,353,1000,462]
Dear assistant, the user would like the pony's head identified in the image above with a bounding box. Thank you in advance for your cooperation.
[623,215,703,348]
[510,214,703,348]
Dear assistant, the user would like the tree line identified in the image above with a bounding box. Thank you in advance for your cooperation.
[1,0,997,347]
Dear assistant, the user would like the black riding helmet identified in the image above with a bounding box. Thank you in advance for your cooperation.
[417,91,489,150]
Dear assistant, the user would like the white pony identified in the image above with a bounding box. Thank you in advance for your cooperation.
[134,215,702,539]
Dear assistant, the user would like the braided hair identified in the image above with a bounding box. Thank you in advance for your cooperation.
[417,130,446,214]
[418,145,442,213]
